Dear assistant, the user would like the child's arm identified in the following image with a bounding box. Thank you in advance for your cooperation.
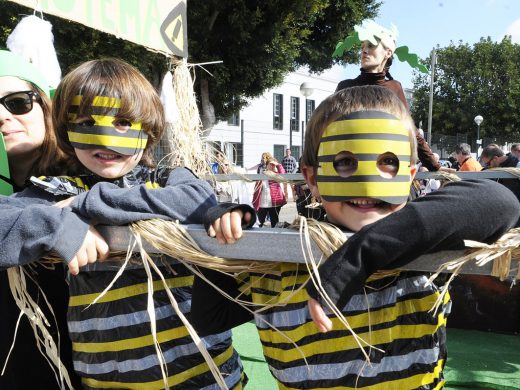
[70,167,216,225]
[0,195,108,274]
[191,202,257,334]
[307,179,519,315]
[191,268,254,336]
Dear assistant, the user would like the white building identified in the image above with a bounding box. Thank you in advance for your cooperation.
[206,68,343,170]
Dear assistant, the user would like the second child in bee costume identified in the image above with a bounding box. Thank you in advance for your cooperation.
[191,86,519,389]
[1,59,245,389]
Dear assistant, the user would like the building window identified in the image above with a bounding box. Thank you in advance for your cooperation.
[306,99,315,122]
[228,142,243,167]
[273,144,285,162]
[273,93,283,130]
[290,96,300,131]
[227,111,240,126]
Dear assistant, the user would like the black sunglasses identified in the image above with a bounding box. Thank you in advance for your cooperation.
[0,91,42,115]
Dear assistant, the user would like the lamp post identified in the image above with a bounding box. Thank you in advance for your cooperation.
[300,82,314,152]
[474,115,483,158]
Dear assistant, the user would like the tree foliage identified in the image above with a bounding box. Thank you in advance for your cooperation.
[0,0,380,121]
[412,37,520,141]
[188,0,379,120]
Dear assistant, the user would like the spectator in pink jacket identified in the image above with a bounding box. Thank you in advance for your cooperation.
[252,157,286,227]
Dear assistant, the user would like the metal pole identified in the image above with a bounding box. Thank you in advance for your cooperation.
[301,120,305,152]
[427,48,436,144]
[289,122,292,150]
[240,119,244,167]
[476,124,480,158]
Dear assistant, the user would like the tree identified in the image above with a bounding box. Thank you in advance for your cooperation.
[187,0,379,127]
[412,37,520,141]
[0,0,379,127]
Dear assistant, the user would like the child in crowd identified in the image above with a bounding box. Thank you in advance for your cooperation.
[1,58,245,389]
[192,86,519,389]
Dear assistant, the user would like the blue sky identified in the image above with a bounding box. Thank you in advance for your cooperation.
[332,0,520,88]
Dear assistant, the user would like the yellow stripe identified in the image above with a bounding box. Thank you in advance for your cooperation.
[323,118,409,137]
[259,294,445,352]
[319,160,411,177]
[81,345,236,389]
[69,276,193,306]
[316,181,410,198]
[73,325,190,353]
[67,132,147,149]
[71,95,122,108]
[319,139,411,156]
[278,359,444,390]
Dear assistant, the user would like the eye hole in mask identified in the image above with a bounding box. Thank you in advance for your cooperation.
[333,151,358,178]
[376,152,400,179]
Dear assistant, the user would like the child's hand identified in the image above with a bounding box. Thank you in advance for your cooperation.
[208,210,252,244]
[308,298,333,333]
[68,226,109,275]
[55,196,76,208]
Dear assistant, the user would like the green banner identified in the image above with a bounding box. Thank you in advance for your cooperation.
[8,0,187,57]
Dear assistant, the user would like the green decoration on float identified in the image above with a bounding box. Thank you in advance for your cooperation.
[0,134,13,195]
[332,20,429,74]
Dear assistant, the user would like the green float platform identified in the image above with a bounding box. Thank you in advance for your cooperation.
[233,322,520,389]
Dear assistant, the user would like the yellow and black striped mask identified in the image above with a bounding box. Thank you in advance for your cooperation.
[317,111,412,204]
[67,95,147,156]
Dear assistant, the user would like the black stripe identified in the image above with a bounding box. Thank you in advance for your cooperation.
[69,142,144,155]
[321,133,409,142]
[337,111,399,121]
[318,154,410,163]
[321,194,408,203]
[0,174,14,185]
[316,175,410,183]
[69,124,144,139]
[68,106,120,116]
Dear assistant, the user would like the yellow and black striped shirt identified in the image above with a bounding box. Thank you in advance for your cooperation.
[243,264,449,389]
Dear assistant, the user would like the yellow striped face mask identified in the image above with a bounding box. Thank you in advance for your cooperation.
[67,95,147,155]
[317,111,412,204]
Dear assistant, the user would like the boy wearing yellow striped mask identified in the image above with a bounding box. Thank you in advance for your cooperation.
[194,85,518,389]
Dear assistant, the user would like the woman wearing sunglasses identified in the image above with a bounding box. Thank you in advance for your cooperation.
[0,51,68,189]
[0,50,82,389]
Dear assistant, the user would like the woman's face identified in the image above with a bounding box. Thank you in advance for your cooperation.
[360,41,392,73]
[0,76,46,158]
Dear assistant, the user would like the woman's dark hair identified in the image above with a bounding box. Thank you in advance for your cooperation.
[384,55,394,80]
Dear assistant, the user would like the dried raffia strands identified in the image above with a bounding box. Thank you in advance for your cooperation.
[164,57,214,178]
[427,227,520,313]
[129,224,230,390]
[131,218,277,274]
[5,266,73,390]
[291,216,384,363]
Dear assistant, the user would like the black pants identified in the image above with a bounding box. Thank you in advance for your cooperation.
[257,206,282,227]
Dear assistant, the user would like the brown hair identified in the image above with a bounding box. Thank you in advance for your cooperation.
[23,83,70,177]
[302,85,417,168]
[52,58,165,171]
[480,144,504,159]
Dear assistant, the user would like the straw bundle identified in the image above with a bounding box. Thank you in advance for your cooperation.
[5,266,73,390]
[163,58,213,179]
